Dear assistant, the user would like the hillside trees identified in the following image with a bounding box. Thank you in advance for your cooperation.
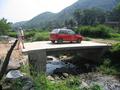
[0,18,11,35]
[112,3,120,22]
[74,8,106,26]
[64,19,77,29]
[74,10,83,26]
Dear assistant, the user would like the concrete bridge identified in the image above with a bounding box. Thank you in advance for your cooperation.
[22,41,110,74]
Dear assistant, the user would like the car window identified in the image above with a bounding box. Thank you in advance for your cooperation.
[51,29,59,33]
[59,30,67,34]
[67,30,75,35]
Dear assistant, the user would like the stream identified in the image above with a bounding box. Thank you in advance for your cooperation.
[46,56,120,90]
[46,56,76,75]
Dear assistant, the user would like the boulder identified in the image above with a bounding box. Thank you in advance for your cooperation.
[6,70,23,79]
[7,60,21,72]
[47,75,55,81]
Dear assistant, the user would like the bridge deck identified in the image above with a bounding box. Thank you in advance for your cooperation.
[23,41,109,52]
[22,41,110,74]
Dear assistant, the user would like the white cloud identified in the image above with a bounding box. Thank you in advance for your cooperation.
[0,0,77,22]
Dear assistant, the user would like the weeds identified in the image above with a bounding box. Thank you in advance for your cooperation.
[31,74,103,90]
[97,59,118,75]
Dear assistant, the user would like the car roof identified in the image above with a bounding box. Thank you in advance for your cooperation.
[53,28,72,31]
[52,28,73,33]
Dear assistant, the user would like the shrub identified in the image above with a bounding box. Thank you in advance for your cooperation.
[90,84,103,90]
[7,31,17,37]
[25,31,36,40]
[110,43,120,63]
[110,33,120,38]
[98,43,120,75]
[76,25,113,38]
[98,59,118,75]
[110,33,120,41]
[33,32,49,41]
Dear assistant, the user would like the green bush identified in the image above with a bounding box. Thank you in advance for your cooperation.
[98,59,118,75]
[33,32,49,41]
[110,33,120,41]
[89,84,103,90]
[110,43,120,63]
[8,31,17,37]
[110,33,120,38]
[98,43,120,75]
[76,25,113,38]
[25,31,36,40]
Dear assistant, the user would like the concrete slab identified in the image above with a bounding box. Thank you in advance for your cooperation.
[22,41,110,53]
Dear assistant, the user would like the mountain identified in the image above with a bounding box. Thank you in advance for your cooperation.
[13,0,120,29]
[23,12,56,29]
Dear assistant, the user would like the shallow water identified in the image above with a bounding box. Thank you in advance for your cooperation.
[46,57,75,75]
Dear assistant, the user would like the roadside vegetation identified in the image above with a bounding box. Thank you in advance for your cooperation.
[7,30,50,41]
[6,24,120,42]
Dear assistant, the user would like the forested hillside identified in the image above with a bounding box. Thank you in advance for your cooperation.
[13,0,120,29]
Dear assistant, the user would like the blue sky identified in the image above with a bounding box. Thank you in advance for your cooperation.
[0,0,77,23]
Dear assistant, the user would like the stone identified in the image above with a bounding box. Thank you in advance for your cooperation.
[19,55,29,65]
[47,76,55,81]
[7,60,21,71]
[54,75,60,80]
[47,56,54,61]
[60,56,67,60]
[6,70,23,79]
[81,81,89,88]
[62,73,69,78]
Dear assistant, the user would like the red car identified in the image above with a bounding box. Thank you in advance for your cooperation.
[49,29,83,43]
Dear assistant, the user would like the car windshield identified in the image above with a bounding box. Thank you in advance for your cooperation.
[51,29,59,33]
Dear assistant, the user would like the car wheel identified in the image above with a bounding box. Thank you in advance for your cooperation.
[51,40,55,43]
[76,39,81,43]
[57,39,63,44]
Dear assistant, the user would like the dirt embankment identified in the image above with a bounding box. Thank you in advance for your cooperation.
[0,42,23,61]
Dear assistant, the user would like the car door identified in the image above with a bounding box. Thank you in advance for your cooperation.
[64,30,70,41]
[59,30,68,41]
[67,30,75,41]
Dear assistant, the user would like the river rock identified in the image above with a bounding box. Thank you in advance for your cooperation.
[47,56,54,61]
[80,73,120,90]
[53,67,78,76]
[6,70,23,79]
[81,81,89,88]
[62,73,69,78]
[54,75,60,80]
[47,75,55,81]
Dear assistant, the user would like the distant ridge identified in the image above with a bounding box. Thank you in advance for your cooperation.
[13,0,120,29]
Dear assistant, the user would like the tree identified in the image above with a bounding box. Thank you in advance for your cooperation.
[74,8,106,26]
[64,19,76,29]
[74,10,83,26]
[0,18,11,35]
[112,3,120,22]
